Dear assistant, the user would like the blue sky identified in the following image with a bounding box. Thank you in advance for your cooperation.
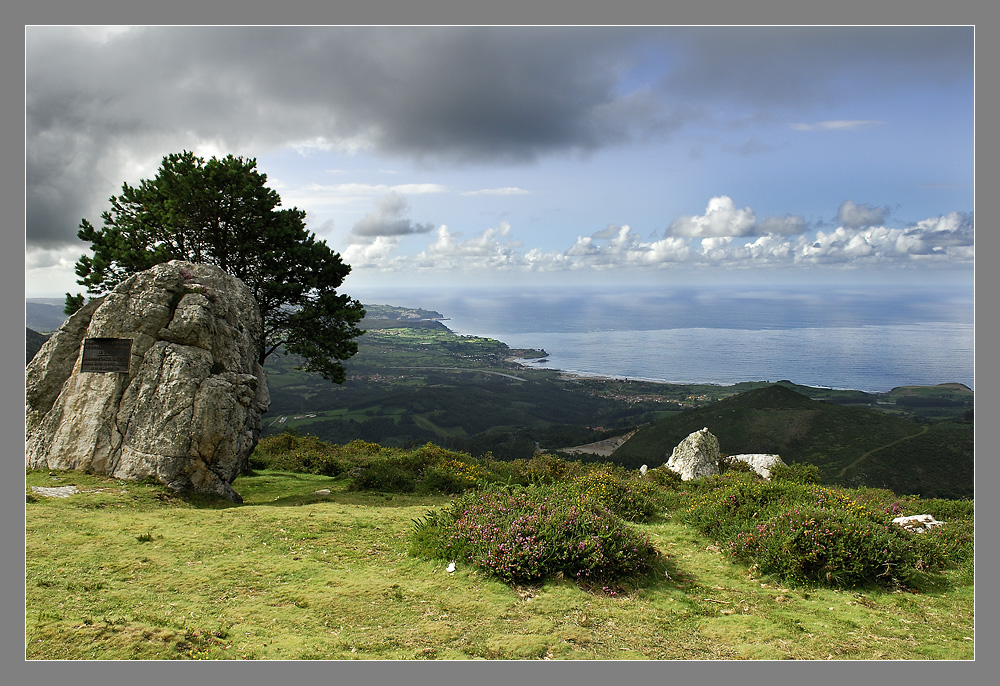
[25,26,974,297]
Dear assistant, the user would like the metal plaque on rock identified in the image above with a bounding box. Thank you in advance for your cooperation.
[80,338,133,373]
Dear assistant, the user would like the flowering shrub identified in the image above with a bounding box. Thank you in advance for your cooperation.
[523,452,569,484]
[410,484,659,584]
[904,518,975,571]
[808,486,892,525]
[341,439,383,457]
[644,467,683,489]
[564,467,662,522]
[251,434,972,590]
[419,459,485,494]
[912,497,975,523]
[675,474,806,541]
[728,505,918,587]
[769,462,821,484]
[671,471,973,589]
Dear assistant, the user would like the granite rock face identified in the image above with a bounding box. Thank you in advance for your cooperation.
[665,427,720,481]
[25,261,269,502]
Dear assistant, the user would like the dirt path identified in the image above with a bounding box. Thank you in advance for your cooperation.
[837,424,930,477]
[399,366,527,381]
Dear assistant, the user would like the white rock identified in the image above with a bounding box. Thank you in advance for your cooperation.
[639,464,648,476]
[446,562,456,573]
[729,454,786,479]
[665,427,720,481]
[29,485,79,498]
[892,514,945,533]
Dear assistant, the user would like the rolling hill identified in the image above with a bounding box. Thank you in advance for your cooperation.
[609,384,973,499]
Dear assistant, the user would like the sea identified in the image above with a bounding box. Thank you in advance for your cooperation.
[352,284,975,394]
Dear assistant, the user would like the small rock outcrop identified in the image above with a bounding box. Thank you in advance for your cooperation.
[665,427,720,480]
[892,514,946,533]
[25,261,269,502]
[728,453,786,479]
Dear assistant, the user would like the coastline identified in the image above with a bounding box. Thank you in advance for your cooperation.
[508,353,972,397]
[496,324,973,395]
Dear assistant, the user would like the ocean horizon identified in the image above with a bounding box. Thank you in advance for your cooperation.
[352,284,975,394]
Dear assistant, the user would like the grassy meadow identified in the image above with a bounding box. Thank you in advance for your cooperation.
[25,453,974,661]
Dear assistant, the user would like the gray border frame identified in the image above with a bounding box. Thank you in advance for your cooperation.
[10,3,991,684]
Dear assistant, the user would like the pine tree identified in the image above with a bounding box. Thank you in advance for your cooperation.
[68,150,365,383]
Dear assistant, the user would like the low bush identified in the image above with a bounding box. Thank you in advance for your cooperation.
[563,467,662,522]
[252,435,973,591]
[839,487,917,517]
[249,430,346,476]
[912,497,975,523]
[675,474,808,541]
[672,472,972,589]
[720,457,755,474]
[523,452,569,484]
[644,467,683,489]
[410,484,659,584]
[728,505,921,587]
[419,459,484,494]
[769,462,822,485]
[904,518,975,571]
[349,460,417,493]
[809,486,896,525]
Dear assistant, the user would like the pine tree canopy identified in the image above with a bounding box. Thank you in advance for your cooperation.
[68,150,365,383]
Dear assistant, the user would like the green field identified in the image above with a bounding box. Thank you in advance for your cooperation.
[25,468,974,660]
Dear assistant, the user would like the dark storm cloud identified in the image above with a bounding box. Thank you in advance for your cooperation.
[26,26,664,249]
[25,26,973,252]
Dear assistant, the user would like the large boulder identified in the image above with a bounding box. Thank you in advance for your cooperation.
[665,427,720,480]
[728,453,786,479]
[25,261,269,502]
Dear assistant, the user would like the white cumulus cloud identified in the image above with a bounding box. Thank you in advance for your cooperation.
[342,235,404,268]
[837,200,888,230]
[350,191,435,240]
[669,196,757,237]
[334,201,972,277]
[416,222,523,270]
